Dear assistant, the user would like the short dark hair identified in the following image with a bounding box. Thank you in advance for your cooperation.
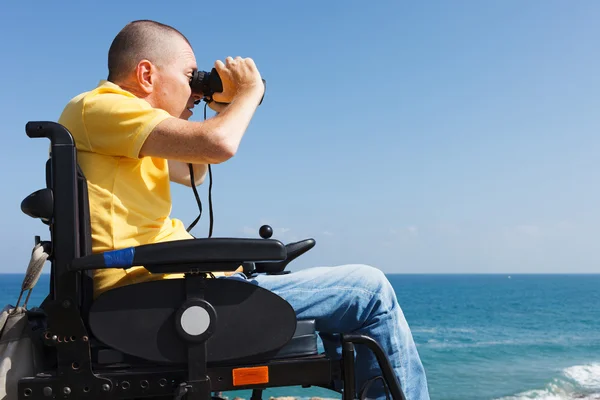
[107,20,192,81]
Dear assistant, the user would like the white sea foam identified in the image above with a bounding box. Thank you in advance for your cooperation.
[494,363,600,400]
[564,363,600,390]
[412,327,438,333]
[412,326,476,334]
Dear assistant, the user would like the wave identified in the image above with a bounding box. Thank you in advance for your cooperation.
[412,326,478,334]
[564,364,600,390]
[494,363,600,400]
[421,335,599,349]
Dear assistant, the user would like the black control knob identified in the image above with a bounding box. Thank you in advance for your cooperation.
[259,225,273,239]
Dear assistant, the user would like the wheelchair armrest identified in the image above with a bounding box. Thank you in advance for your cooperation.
[69,237,287,273]
[253,238,316,275]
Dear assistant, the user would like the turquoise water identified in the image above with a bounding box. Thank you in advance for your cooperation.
[2,273,599,399]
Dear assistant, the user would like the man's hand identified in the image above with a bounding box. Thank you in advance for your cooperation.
[212,57,264,104]
[223,265,244,276]
[140,56,264,165]
[207,101,228,113]
[168,160,207,186]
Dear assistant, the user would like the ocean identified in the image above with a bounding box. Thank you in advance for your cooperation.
[1,273,599,400]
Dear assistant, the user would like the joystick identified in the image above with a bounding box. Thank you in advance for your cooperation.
[259,225,273,239]
[243,224,315,277]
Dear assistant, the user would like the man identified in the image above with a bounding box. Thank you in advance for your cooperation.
[58,20,430,400]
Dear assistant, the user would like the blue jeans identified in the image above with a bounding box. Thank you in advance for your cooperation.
[226,264,430,400]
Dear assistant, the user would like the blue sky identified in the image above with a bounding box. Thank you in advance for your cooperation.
[1,0,599,274]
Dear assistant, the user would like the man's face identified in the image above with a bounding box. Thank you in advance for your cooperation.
[152,37,199,120]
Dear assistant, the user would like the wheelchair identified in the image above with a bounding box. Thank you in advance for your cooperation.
[16,121,406,400]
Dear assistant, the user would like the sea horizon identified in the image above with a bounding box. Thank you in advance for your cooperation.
[2,272,600,275]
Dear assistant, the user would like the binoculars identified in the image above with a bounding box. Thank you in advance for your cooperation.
[190,68,266,105]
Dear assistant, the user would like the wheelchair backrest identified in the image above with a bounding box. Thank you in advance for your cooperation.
[22,122,95,320]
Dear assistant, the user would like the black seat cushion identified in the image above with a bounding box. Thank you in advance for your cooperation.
[272,319,318,360]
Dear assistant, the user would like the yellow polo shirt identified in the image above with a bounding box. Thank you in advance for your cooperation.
[58,80,192,297]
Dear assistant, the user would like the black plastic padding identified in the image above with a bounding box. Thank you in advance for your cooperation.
[294,319,316,336]
[26,121,75,144]
[88,278,297,364]
[272,320,318,359]
[134,238,286,265]
[94,320,319,366]
[255,239,316,274]
[77,165,95,328]
[70,237,287,271]
[20,188,54,220]
[76,165,93,257]
[273,335,318,359]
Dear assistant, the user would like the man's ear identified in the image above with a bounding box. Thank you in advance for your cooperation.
[136,60,154,94]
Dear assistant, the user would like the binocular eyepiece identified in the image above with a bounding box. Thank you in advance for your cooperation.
[190,68,266,105]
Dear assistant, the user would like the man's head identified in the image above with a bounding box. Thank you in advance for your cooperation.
[107,20,199,119]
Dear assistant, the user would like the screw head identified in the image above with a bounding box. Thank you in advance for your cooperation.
[63,387,71,395]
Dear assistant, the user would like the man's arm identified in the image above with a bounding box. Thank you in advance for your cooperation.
[140,58,263,165]
[168,160,208,186]
[167,101,227,186]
